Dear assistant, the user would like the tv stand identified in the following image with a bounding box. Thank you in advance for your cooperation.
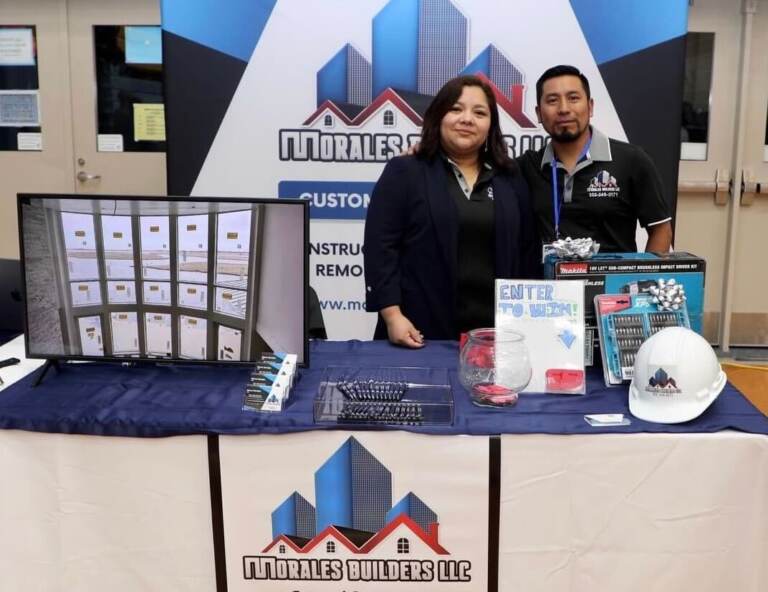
[32,359,60,387]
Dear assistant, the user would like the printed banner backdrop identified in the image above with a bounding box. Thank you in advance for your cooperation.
[218,431,490,591]
[162,0,688,340]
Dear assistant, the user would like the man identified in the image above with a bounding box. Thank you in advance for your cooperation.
[517,65,673,253]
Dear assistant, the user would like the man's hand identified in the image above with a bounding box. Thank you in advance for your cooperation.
[380,305,424,348]
[401,141,421,157]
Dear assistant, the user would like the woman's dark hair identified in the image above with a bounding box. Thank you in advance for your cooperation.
[418,75,515,172]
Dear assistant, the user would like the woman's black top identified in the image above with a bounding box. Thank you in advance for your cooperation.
[443,157,496,334]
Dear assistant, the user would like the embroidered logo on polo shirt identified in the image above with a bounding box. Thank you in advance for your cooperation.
[487,186,494,200]
[587,170,621,198]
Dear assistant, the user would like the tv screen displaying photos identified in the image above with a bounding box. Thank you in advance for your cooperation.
[17,195,308,364]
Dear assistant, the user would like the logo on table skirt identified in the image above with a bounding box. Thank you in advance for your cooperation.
[243,436,474,584]
[279,0,542,168]
[587,170,621,198]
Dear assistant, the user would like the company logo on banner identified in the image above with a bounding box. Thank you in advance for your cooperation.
[190,0,630,339]
[278,0,543,221]
[242,436,471,585]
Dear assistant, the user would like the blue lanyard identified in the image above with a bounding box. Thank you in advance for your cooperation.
[550,135,592,240]
[550,163,561,240]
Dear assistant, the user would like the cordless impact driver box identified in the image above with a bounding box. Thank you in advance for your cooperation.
[543,251,706,365]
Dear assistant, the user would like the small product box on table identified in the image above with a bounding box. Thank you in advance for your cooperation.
[243,352,298,412]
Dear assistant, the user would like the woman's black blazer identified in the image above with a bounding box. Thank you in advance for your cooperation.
[364,155,540,340]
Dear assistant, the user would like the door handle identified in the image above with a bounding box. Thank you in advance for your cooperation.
[677,169,730,205]
[77,171,102,182]
[740,170,768,205]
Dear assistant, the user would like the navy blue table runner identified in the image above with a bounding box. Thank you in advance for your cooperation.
[0,340,765,437]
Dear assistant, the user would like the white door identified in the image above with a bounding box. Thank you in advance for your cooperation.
[0,0,165,261]
[0,1,75,259]
[67,0,166,195]
[676,0,768,349]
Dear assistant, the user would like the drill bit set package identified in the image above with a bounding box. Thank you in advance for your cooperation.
[595,293,691,386]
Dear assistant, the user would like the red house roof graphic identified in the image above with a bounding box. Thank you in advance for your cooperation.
[470,71,538,129]
[303,88,424,127]
[359,513,448,555]
[302,73,537,130]
[262,533,311,553]
[262,513,448,555]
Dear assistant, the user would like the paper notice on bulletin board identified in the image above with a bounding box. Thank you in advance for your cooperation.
[98,134,124,152]
[0,28,35,66]
[0,90,40,127]
[17,132,42,150]
[133,103,165,141]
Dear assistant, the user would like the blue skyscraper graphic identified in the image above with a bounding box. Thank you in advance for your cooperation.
[417,0,467,95]
[386,492,437,533]
[271,492,317,540]
[372,0,467,97]
[315,437,392,533]
[463,44,523,99]
[372,0,419,97]
[317,44,372,107]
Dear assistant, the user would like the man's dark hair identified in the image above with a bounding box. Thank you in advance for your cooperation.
[419,75,515,172]
[536,65,591,105]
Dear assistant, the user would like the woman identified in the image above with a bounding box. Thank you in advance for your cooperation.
[363,75,540,347]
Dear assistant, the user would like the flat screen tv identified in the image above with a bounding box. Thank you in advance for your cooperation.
[17,194,308,365]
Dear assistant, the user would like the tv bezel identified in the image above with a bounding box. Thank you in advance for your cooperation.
[17,193,310,367]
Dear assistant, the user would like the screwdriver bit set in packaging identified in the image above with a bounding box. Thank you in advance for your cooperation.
[314,366,453,427]
[595,293,691,386]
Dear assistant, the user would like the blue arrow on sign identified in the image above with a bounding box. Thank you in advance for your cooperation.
[559,328,577,349]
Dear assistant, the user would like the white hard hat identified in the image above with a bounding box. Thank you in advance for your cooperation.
[629,326,726,424]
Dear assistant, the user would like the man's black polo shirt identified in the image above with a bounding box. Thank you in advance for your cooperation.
[517,127,671,252]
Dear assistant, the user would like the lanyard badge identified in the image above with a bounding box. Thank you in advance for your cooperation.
[549,135,592,241]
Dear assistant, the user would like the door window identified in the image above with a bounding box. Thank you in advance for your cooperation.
[94,25,165,153]
[0,26,41,151]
